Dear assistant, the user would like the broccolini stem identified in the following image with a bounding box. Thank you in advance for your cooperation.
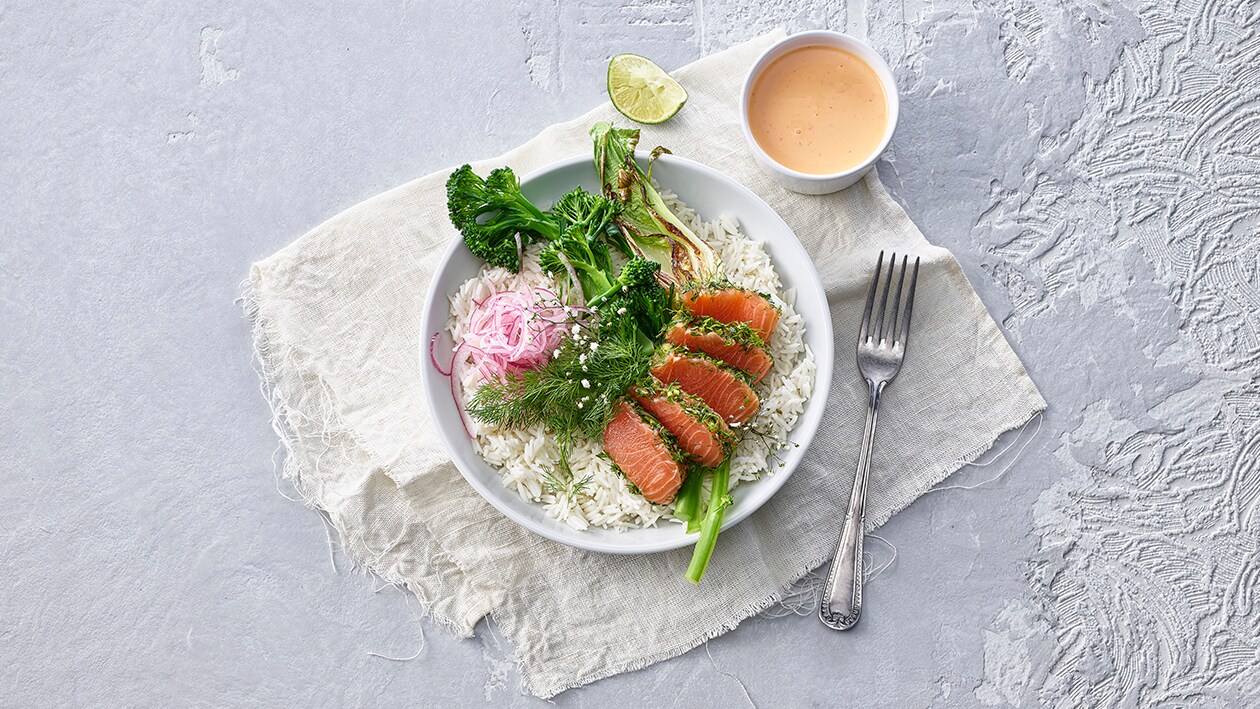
[673,466,705,531]
[685,458,732,584]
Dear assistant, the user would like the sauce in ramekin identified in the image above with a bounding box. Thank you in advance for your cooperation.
[746,45,888,175]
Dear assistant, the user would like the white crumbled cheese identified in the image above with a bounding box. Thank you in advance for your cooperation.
[590,342,599,352]
[616,307,627,315]
[579,353,587,364]
[581,379,590,389]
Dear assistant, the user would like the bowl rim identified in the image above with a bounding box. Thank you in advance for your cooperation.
[419,153,834,554]
[739,29,901,184]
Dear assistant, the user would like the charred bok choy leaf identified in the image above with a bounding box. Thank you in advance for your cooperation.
[591,122,720,285]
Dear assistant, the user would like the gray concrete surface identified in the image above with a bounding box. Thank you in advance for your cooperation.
[4,1,1257,707]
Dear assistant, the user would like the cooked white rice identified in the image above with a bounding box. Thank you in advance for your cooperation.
[445,194,816,530]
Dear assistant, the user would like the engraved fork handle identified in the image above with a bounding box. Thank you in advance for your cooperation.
[819,380,883,630]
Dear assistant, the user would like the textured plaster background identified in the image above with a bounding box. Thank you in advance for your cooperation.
[2,0,1257,707]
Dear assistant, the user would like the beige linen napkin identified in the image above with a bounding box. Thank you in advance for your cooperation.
[245,30,1045,697]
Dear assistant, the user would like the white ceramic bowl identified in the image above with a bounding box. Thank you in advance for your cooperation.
[740,30,900,195]
[420,154,835,554]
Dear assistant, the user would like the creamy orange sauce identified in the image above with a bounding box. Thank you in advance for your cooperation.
[747,45,888,175]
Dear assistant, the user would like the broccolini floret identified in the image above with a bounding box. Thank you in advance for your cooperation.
[444,169,671,341]
[538,225,615,302]
[589,258,672,346]
[445,164,561,271]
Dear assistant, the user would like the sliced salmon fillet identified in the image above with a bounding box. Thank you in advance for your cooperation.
[666,318,773,383]
[602,400,685,504]
[650,349,760,424]
[680,287,781,344]
[632,379,734,468]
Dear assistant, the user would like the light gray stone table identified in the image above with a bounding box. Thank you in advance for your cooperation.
[4,1,1256,707]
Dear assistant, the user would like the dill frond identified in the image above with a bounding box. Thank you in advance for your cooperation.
[467,315,654,452]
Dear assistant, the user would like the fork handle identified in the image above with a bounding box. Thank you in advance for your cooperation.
[819,380,883,630]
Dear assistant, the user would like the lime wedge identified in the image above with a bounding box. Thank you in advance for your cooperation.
[607,54,687,125]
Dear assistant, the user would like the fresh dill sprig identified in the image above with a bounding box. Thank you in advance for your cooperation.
[543,471,594,497]
[467,256,675,466]
[467,314,654,446]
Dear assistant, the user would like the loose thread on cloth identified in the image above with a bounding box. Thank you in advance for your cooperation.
[318,510,340,574]
[705,642,757,709]
[760,567,828,618]
[271,443,303,504]
[864,533,898,583]
[925,412,1043,494]
[757,533,897,620]
[366,595,428,662]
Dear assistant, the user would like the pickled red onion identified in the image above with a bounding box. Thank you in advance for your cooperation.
[460,288,568,381]
[430,285,570,438]
[436,286,568,386]
[429,333,473,437]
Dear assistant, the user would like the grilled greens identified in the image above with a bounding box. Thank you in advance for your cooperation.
[445,165,560,271]
[591,121,720,285]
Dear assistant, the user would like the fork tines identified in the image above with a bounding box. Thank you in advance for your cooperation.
[860,251,920,349]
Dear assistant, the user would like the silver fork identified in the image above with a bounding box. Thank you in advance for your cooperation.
[819,251,920,630]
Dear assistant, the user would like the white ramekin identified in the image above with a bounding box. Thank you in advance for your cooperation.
[740,31,900,195]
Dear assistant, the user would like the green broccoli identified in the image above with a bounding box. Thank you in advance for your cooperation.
[589,258,672,346]
[539,187,652,306]
[538,226,615,302]
[549,187,631,260]
[445,164,561,271]
[587,256,661,306]
[445,170,671,346]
